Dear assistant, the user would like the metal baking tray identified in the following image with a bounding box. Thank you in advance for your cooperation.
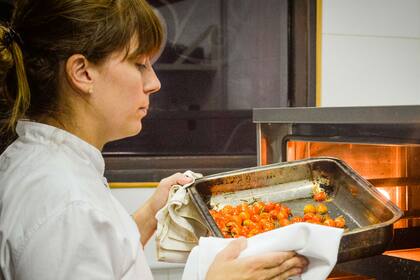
[188,157,403,263]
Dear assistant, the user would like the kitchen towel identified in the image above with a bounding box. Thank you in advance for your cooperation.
[155,170,210,263]
[182,222,344,280]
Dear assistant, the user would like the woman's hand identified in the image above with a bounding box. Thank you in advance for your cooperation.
[148,172,193,213]
[206,237,308,280]
[132,172,193,245]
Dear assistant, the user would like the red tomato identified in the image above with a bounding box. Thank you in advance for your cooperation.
[226,221,238,229]
[231,215,242,226]
[281,206,292,217]
[323,218,336,227]
[239,211,250,221]
[247,228,261,237]
[303,212,315,221]
[269,209,280,219]
[259,218,270,225]
[291,216,304,223]
[222,214,233,223]
[241,225,250,234]
[222,232,231,238]
[315,213,325,223]
[261,220,275,231]
[313,191,327,202]
[221,205,234,215]
[334,216,346,228]
[278,218,291,227]
[276,211,288,220]
[264,202,275,212]
[311,214,323,224]
[236,203,249,213]
[230,225,244,237]
[250,214,261,223]
[216,219,226,228]
[259,212,271,221]
[252,202,265,214]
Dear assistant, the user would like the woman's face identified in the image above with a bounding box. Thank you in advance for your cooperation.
[90,46,161,143]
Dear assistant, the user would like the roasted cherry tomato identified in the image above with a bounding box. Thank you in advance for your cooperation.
[269,209,280,219]
[278,218,291,227]
[250,214,261,223]
[312,214,323,223]
[239,211,250,221]
[252,201,265,214]
[323,218,336,227]
[316,203,328,214]
[334,216,346,228]
[211,198,349,238]
[291,216,304,223]
[303,212,315,221]
[276,211,288,220]
[264,202,275,212]
[313,191,327,202]
[304,204,316,214]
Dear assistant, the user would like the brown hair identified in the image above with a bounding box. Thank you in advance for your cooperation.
[0,0,163,138]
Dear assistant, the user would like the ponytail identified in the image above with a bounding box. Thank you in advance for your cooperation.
[0,24,30,134]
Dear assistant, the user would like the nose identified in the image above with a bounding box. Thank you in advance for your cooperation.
[143,66,161,95]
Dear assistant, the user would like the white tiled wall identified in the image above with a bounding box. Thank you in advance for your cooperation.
[321,0,420,106]
[111,188,184,280]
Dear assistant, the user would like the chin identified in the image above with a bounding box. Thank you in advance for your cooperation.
[111,122,143,142]
[130,122,143,136]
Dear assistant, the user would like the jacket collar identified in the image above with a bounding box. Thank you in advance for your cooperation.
[16,120,105,176]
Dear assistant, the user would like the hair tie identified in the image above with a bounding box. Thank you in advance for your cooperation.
[3,26,23,49]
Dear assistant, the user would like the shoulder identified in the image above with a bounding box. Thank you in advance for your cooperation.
[1,137,103,198]
[0,138,113,257]
[0,140,112,225]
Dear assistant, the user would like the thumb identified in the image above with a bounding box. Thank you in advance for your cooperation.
[216,237,247,261]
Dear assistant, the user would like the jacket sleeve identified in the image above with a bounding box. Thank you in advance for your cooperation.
[15,201,131,280]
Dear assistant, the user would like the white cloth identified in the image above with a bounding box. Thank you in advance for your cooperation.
[0,120,153,280]
[155,171,209,263]
[182,223,344,280]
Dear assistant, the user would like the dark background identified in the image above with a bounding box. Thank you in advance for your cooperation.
[0,0,316,156]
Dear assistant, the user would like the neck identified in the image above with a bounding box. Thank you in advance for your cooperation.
[39,114,107,151]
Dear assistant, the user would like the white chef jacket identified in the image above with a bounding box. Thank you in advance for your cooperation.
[0,120,153,280]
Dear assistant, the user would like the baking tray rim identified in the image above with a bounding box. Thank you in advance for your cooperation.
[189,157,404,236]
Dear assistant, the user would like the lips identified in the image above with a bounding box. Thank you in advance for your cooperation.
[138,106,148,116]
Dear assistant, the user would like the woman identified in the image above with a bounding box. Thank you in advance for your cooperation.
[0,0,308,279]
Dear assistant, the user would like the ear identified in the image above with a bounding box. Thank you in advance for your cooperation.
[64,54,95,95]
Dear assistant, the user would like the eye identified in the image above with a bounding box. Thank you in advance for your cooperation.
[135,63,147,72]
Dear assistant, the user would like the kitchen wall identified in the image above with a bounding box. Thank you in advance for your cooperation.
[321,0,420,106]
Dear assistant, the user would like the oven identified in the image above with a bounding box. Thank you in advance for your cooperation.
[254,105,420,279]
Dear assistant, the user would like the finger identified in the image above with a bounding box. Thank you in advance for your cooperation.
[178,175,193,184]
[273,267,303,280]
[216,237,247,261]
[161,172,192,186]
[242,251,296,270]
[264,255,308,279]
[271,255,308,270]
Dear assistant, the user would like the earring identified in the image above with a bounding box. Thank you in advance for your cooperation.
[88,87,93,94]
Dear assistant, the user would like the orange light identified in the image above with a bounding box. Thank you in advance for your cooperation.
[261,136,267,166]
[377,188,391,200]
